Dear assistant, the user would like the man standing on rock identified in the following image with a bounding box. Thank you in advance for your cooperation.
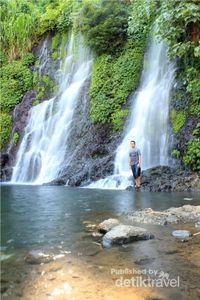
[128,140,141,188]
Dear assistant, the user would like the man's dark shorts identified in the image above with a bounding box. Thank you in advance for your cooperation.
[131,164,141,179]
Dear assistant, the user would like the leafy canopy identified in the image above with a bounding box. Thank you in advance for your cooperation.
[77,0,129,54]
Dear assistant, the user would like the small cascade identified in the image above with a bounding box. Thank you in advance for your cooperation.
[89,39,175,190]
[11,34,92,184]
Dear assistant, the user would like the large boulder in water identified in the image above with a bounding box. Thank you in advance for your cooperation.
[102,225,154,247]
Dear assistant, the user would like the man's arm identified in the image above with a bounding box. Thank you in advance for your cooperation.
[128,152,131,168]
[138,154,141,167]
[128,156,131,168]
[138,149,141,167]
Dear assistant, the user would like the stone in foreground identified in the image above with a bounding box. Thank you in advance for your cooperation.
[98,218,120,233]
[25,249,54,264]
[102,225,154,247]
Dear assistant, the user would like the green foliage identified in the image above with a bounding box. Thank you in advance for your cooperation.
[183,138,200,171]
[111,109,128,131]
[52,32,61,50]
[170,109,186,134]
[35,74,55,100]
[0,113,12,150]
[52,51,60,60]
[0,51,8,67]
[22,52,35,66]
[0,0,38,60]
[51,32,69,60]
[12,132,20,146]
[156,0,200,59]
[90,41,145,126]
[192,123,200,136]
[77,0,129,54]
[128,0,157,39]
[32,100,40,106]
[0,0,76,61]
[0,60,33,112]
[171,149,181,159]
[37,0,75,36]
[156,0,200,121]
[182,66,200,116]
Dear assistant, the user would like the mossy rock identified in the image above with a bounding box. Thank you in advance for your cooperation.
[170,109,186,134]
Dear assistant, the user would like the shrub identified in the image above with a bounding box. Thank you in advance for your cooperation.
[170,109,186,134]
[0,60,33,112]
[183,138,200,171]
[77,0,129,54]
[111,109,129,131]
[0,113,12,150]
[171,149,181,159]
[12,132,20,146]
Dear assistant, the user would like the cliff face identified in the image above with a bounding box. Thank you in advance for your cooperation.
[47,79,123,186]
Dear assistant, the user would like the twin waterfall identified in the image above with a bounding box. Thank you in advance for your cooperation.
[89,40,175,189]
[11,34,175,188]
[11,34,92,184]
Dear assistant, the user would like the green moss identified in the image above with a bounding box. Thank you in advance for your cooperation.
[32,100,40,106]
[170,109,186,134]
[111,109,129,131]
[90,41,145,128]
[52,51,60,60]
[183,138,200,171]
[33,72,39,86]
[171,149,181,159]
[12,132,20,146]
[0,113,12,150]
[60,32,69,58]
[52,32,61,50]
[53,85,59,93]
[35,74,56,100]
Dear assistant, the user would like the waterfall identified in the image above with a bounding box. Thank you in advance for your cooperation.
[11,33,92,184]
[88,39,175,189]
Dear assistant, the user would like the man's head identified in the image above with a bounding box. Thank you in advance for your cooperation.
[130,140,135,149]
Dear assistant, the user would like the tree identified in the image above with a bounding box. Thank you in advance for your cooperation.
[77,0,129,54]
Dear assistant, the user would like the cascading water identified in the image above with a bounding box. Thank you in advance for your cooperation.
[89,39,175,189]
[11,33,92,184]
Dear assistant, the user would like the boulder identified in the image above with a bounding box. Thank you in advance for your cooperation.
[98,218,120,233]
[25,249,54,264]
[102,225,154,247]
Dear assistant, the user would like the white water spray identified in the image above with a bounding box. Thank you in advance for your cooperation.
[89,39,175,189]
[11,34,92,184]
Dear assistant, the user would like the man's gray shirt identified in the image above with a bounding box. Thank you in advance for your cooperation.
[129,148,141,166]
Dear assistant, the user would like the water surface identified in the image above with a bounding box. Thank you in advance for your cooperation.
[1,185,200,300]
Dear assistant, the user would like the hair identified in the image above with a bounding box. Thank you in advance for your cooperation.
[130,140,135,144]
